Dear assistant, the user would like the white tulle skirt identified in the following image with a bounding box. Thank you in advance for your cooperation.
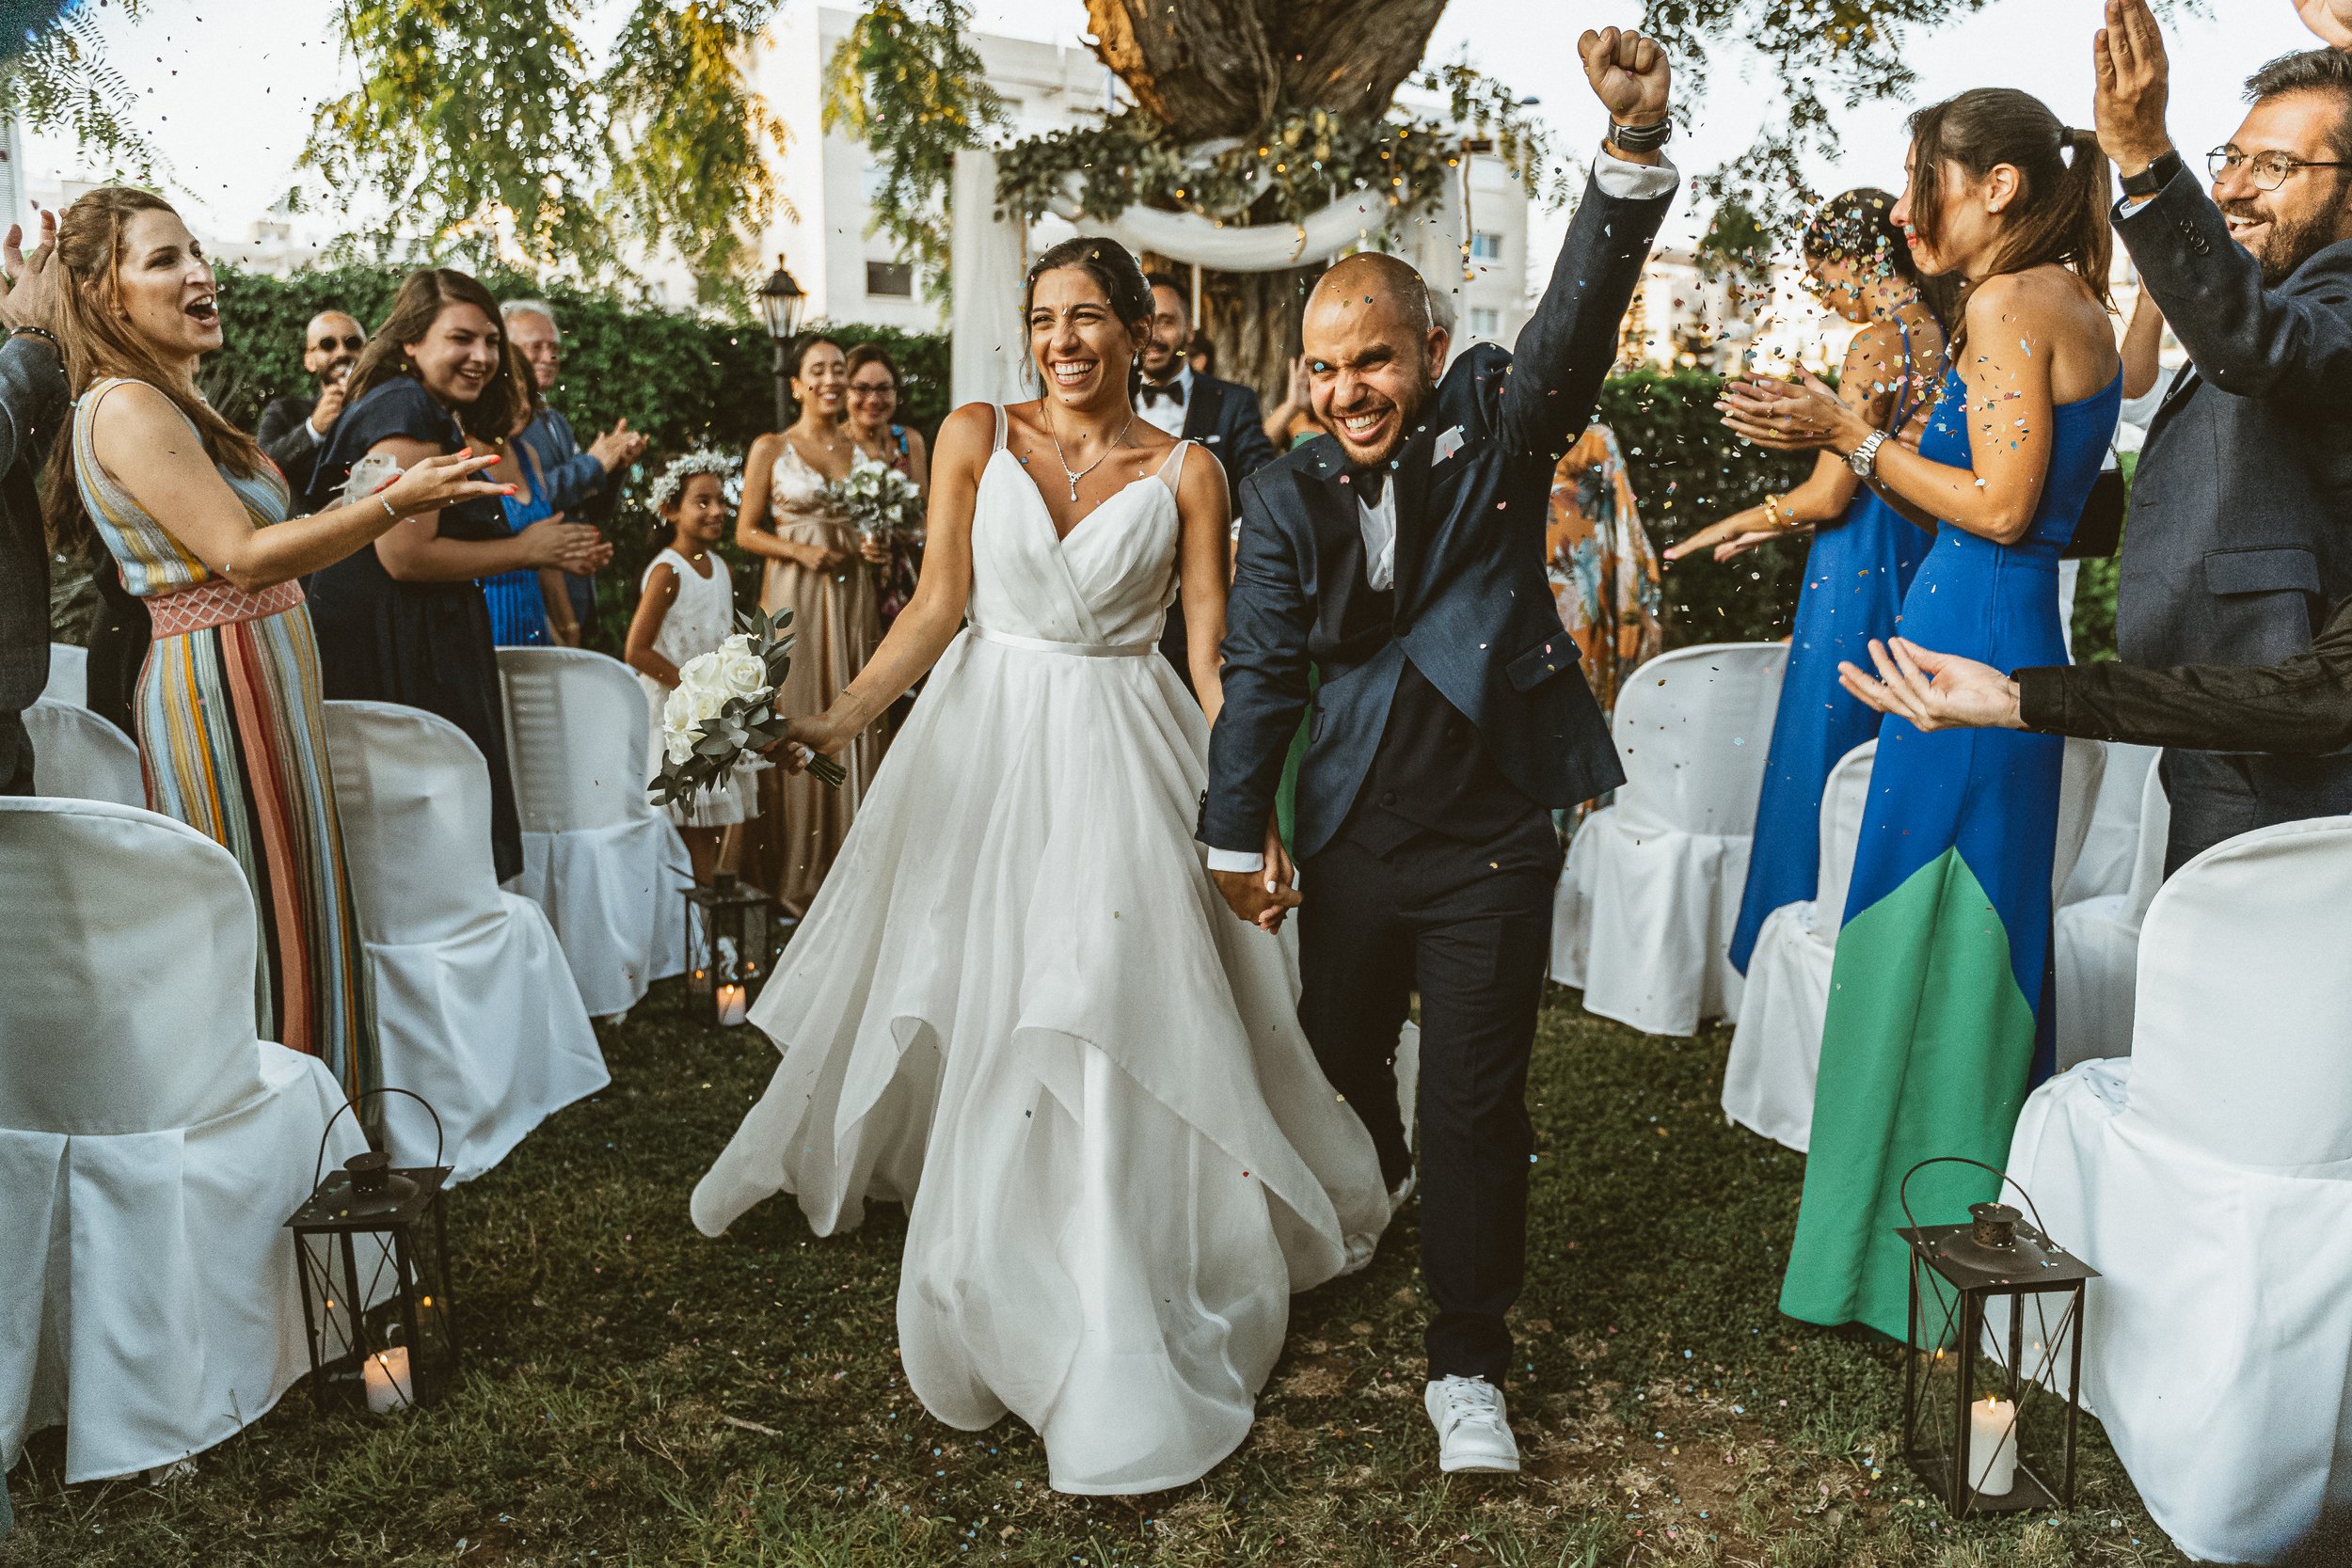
[691,630,1391,1494]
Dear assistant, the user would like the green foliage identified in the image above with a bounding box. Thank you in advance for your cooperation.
[823,0,1006,300]
[602,1,794,296]
[1597,368,1813,646]
[0,0,156,178]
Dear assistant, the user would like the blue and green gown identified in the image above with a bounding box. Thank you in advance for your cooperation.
[1779,365,2121,1340]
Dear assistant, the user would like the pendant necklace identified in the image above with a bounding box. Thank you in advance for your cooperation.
[1043,405,1134,503]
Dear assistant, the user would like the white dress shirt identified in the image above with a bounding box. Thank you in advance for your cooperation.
[1137,363,1193,437]
[1205,144,1677,877]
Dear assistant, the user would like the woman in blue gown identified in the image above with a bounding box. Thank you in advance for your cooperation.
[1720,88,2122,1340]
[1667,189,1948,974]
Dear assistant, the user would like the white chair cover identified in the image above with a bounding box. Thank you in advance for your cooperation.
[2060,741,2159,906]
[496,648,691,1019]
[39,641,86,706]
[1549,642,1786,1036]
[0,798,366,1483]
[24,698,142,807]
[325,701,607,1182]
[2004,816,2352,1564]
[1719,740,1876,1151]
[2054,761,2170,1072]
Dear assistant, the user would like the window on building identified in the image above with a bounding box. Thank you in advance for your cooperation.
[1470,230,1504,261]
[866,261,914,298]
[1469,307,1502,338]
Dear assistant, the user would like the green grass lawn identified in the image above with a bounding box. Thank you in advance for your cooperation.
[3,985,2185,1566]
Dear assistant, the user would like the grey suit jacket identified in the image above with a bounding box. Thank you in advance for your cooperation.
[2115,166,2352,670]
[0,333,72,713]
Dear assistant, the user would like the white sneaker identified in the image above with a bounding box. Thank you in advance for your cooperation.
[1389,1168,1418,1214]
[1424,1375,1520,1473]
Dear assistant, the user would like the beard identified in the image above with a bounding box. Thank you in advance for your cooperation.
[1331,359,1438,469]
[2224,197,2346,287]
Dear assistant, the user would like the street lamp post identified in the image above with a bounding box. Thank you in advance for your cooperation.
[756,256,807,433]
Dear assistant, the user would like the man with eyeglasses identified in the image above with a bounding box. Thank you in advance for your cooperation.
[255,309,363,486]
[2091,2,2352,870]
[502,297,647,641]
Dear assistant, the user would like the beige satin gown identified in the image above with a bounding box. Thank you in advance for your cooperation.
[744,438,885,913]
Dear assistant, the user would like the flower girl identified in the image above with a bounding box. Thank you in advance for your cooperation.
[625,451,758,881]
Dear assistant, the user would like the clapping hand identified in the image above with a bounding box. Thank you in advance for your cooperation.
[1663,504,1797,564]
[375,447,511,518]
[1836,638,2026,732]
[2298,0,2352,48]
[588,417,648,473]
[1719,372,1869,455]
[0,209,60,336]
[1579,26,1670,130]
[2094,0,2175,177]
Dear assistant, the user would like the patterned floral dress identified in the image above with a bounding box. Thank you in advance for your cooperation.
[72,377,376,1098]
[1545,423,1663,721]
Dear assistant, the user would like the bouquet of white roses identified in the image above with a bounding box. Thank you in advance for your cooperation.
[651,606,845,807]
[827,463,925,550]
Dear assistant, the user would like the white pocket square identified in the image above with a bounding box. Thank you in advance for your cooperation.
[1434,425,1465,464]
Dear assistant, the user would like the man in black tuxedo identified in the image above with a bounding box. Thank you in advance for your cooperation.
[255,309,363,486]
[1200,26,1675,1475]
[1136,271,1279,698]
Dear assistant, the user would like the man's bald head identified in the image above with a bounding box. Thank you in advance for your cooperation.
[1300,252,1450,470]
[303,309,364,384]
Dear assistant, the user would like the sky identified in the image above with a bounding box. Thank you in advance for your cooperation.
[26,0,2328,261]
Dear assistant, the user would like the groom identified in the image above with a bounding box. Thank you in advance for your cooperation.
[1200,27,1677,1474]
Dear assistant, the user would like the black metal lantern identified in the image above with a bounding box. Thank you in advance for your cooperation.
[1899,1159,2097,1516]
[287,1091,456,1415]
[684,870,778,1027]
[756,256,807,432]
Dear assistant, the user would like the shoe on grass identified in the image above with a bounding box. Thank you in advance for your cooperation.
[1424,1374,1519,1473]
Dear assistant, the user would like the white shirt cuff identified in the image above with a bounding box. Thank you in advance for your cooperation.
[301,415,327,444]
[1594,144,1678,202]
[1205,847,1266,874]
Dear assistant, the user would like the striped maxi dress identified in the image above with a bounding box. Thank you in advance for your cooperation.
[73,377,376,1099]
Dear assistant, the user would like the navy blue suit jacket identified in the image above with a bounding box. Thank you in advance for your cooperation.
[1202,168,1672,860]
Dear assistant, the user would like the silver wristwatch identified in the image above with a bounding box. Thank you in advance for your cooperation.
[1848,430,1889,479]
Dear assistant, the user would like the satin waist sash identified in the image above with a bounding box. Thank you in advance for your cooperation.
[969,625,1154,659]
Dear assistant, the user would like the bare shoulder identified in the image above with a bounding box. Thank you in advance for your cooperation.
[903,425,930,461]
[1966,266,2099,334]
[1176,438,1231,511]
[87,378,192,450]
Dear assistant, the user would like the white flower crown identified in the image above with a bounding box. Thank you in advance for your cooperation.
[646,449,742,514]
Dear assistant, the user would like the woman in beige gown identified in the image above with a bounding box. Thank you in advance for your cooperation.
[734,336,886,912]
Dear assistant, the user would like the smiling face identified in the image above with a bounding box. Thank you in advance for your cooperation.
[792,341,848,421]
[1141,282,1189,382]
[1026,266,1146,409]
[665,473,731,550]
[1300,274,1447,471]
[1891,145,2016,282]
[504,308,562,391]
[404,301,503,408]
[112,208,220,366]
[846,360,898,436]
[303,309,363,388]
[2214,91,2352,287]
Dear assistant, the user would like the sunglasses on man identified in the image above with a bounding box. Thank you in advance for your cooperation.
[313,334,366,354]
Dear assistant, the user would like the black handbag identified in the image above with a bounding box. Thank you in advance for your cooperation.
[2065,467,2126,561]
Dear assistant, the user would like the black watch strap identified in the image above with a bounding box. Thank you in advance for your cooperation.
[2120,149,2183,200]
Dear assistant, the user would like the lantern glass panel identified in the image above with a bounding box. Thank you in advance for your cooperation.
[1899,1203,2096,1517]
[289,1159,456,1414]
[684,872,778,1026]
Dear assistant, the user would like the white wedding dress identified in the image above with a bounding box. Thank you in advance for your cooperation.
[691,406,1391,1495]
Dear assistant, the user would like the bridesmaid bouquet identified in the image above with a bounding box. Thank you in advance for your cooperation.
[828,464,925,552]
[651,607,845,805]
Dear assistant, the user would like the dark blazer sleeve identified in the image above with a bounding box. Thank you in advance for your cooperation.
[535,408,612,515]
[257,396,323,484]
[2016,594,2352,755]
[2117,168,2352,405]
[1494,166,1675,463]
[1201,465,1314,852]
[0,335,68,475]
[1219,386,1279,484]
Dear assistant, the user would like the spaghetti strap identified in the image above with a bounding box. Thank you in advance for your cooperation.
[1154,438,1193,492]
[992,404,1008,452]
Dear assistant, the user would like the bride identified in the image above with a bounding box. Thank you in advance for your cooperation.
[690,235,1391,1495]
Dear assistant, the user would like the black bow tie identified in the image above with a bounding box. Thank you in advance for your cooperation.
[1138,379,1186,408]
[1350,466,1389,506]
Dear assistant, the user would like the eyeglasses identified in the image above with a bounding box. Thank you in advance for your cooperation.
[848,382,897,399]
[313,334,365,353]
[2208,145,2352,191]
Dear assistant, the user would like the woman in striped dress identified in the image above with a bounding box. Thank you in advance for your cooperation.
[43,187,508,1095]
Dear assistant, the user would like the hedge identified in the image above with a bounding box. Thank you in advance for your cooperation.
[52,272,2118,660]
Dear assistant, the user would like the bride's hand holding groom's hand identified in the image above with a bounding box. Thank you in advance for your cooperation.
[1211,818,1303,933]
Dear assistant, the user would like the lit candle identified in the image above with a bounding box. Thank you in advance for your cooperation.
[363,1347,413,1415]
[716,984,748,1026]
[1968,1395,2018,1497]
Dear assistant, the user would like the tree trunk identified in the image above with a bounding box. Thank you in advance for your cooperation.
[1088,0,1451,399]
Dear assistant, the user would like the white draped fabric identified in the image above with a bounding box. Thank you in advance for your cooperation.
[496,648,691,1019]
[2055,759,2170,1072]
[1550,642,1787,1036]
[692,426,1390,1496]
[0,799,366,1482]
[2004,816,2352,1565]
[325,701,608,1182]
[39,641,86,707]
[24,698,142,807]
[950,150,1035,411]
[1721,740,1876,1151]
[2060,741,2159,906]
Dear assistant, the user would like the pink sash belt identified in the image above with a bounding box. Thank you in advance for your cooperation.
[147,577,306,638]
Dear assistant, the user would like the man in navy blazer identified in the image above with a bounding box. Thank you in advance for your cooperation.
[1136,271,1280,698]
[1200,27,1677,1476]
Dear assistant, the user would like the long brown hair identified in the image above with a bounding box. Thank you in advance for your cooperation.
[41,186,263,542]
[1905,88,2113,342]
[344,266,527,438]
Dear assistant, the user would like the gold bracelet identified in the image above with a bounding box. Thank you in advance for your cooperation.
[1763,494,1789,531]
